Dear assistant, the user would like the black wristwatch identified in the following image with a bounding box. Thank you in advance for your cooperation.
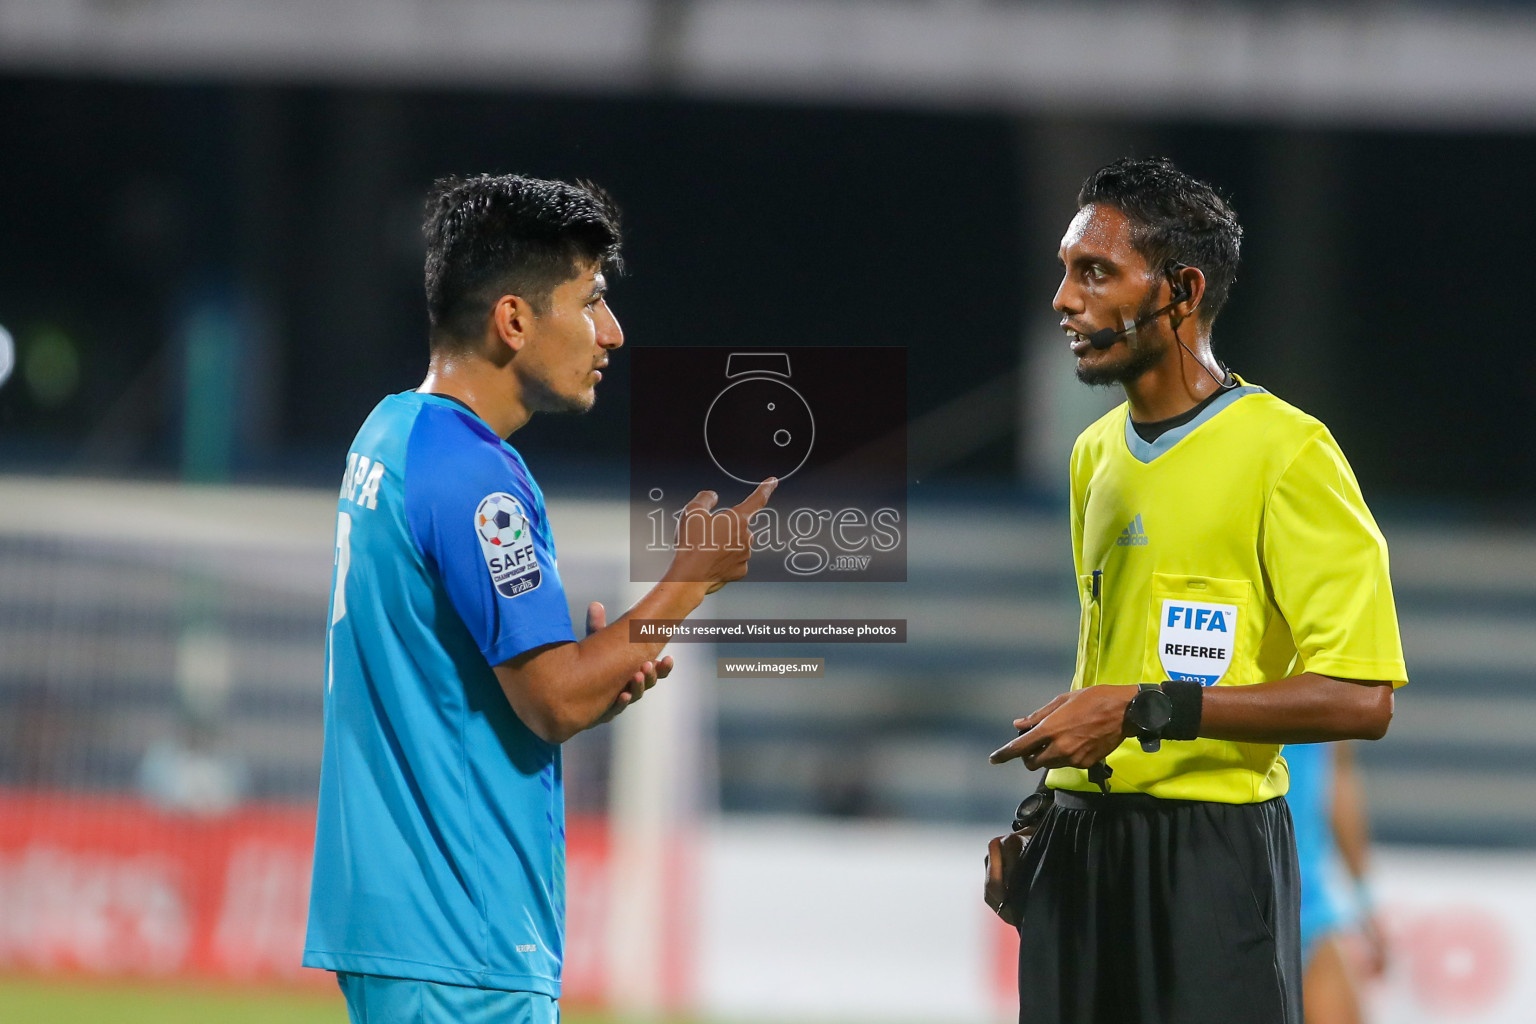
[1125,683,1174,753]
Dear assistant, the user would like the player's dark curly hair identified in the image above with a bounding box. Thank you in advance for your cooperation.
[423,174,623,348]
[1078,157,1242,325]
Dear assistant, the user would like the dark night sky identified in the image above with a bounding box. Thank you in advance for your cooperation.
[1,76,1532,511]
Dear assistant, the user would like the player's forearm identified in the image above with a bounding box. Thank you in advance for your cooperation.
[1330,745,1374,878]
[571,578,710,678]
[530,479,769,738]
[506,580,711,742]
[622,578,714,639]
[1198,673,1394,744]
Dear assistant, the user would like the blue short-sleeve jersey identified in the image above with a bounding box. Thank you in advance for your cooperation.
[303,391,577,995]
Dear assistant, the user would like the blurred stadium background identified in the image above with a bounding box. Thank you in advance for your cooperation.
[3,1,1536,1022]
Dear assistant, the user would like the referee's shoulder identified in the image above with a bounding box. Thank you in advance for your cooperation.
[1236,386,1333,452]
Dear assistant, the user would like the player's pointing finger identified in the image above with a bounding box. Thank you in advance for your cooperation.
[734,477,779,517]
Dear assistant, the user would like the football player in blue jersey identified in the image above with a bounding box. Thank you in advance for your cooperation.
[303,173,776,1024]
[1287,742,1387,1024]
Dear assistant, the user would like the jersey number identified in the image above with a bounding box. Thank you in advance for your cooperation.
[327,511,352,691]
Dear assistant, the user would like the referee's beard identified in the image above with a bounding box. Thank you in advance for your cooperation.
[1075,291,1165,387]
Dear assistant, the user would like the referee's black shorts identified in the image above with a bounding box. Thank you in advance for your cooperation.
[1009,790,1301,1024]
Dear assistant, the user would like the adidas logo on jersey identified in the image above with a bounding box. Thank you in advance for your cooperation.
[1116,514,1149,547]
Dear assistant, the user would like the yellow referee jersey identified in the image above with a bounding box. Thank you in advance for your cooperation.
[1048,380,1408,804]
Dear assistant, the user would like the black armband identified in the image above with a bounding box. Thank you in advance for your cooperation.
[1159,680,1204,740]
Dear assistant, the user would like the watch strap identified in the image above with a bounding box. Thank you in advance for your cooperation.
[1160,679,1204,740]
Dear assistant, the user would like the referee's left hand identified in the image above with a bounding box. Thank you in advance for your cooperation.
[984,831,1027,925]
[988,684,1138,769]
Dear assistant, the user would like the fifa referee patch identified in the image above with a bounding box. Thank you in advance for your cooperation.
[1159,599,1236,685]
[475,492,542,598]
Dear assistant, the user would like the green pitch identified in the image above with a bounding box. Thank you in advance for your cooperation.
[0,977,346,1024]
[0,978,641,1024]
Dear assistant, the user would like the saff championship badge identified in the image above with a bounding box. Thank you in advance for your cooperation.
[475,492,541,598]
[1158,599,1237,685]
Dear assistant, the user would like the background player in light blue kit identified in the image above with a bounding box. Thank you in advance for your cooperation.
[1286,741,1387,1024]
[303,174,776,1023]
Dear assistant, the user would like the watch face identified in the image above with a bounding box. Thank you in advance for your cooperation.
[1132,690,1174,732]
[703,376,815,484]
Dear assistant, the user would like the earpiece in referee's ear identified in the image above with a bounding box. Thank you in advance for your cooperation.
[1166,263,1193,307]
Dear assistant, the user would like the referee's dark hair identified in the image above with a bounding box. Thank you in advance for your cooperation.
[1078,157,1242,325]
[423,174,623,350]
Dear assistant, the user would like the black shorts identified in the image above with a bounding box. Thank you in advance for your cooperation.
[1009,790,1301,1024]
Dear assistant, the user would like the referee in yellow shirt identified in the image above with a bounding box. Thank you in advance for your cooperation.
[985,157,1407,1024]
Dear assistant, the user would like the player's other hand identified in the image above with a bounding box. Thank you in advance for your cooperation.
[988,684,1138,770]
[593,657,670,724]
[586,601,672,725]
[665,478,777,593]
[1358,913,1389,978]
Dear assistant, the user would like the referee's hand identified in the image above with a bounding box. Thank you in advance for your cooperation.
[984,831,1028,925]
[988,684,1138,770]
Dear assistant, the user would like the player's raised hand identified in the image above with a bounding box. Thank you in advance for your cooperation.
[666,478,778,593]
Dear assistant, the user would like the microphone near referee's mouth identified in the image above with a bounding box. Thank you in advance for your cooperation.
[1083,272,1192,349]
